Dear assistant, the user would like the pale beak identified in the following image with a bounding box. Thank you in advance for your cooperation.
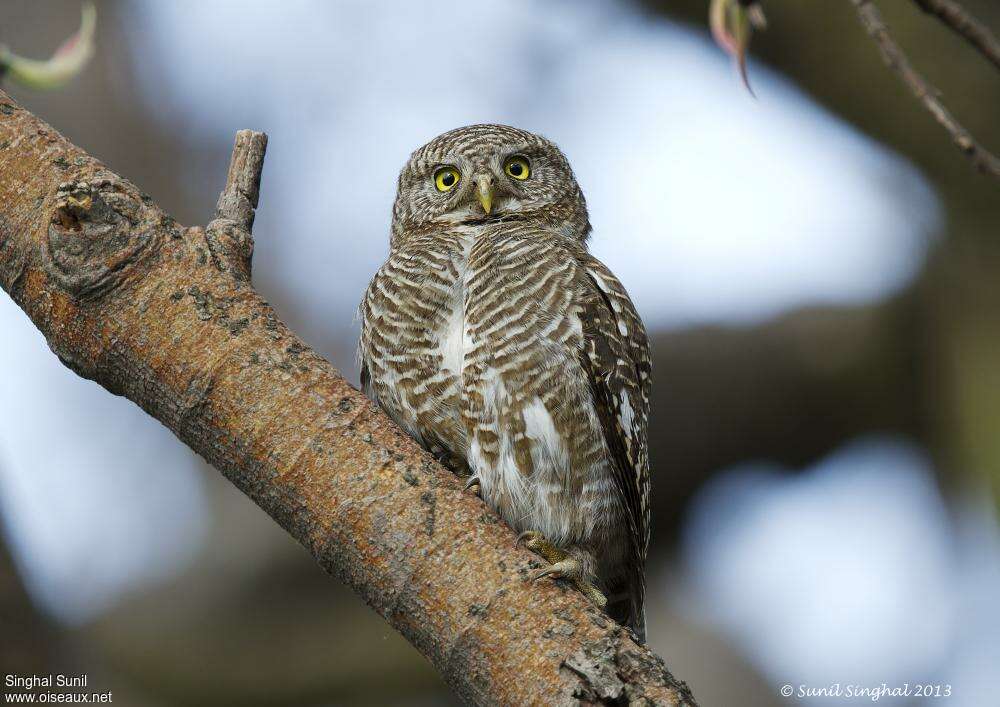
[475,174,494,215]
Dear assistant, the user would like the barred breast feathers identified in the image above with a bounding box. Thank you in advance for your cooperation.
[360,123,650,641]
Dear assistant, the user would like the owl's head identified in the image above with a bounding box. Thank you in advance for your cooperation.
[390,124,590,244]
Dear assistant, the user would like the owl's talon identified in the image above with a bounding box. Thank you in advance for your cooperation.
[516,530,544,550]
[581,583,608,608]
[530,558,608,608]
[464,474,481,497]
[530,558,578,582]
[519,531,608,608]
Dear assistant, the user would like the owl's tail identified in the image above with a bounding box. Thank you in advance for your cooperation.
[605,572,646,643]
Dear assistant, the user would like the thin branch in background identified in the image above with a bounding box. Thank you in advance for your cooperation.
[851,0,1000,179]
[912,0,1000,72]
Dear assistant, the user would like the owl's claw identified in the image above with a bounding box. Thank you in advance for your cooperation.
[463,474,481,497]
[516,530,543,549]
[530,559,578,581]
[517,531,607,608]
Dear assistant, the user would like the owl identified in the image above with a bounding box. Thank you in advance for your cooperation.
[358,125,651,641]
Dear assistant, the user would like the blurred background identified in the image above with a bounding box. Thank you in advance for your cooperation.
[1,1,999,705]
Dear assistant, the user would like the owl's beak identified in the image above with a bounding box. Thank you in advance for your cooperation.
[474,174,494,215]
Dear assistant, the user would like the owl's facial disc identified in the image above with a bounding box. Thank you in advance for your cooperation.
[390,125,591,244]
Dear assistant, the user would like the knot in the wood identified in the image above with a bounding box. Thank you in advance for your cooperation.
[201,129,267,285]
[205,218,254,283]
[52,180,121,233]
[45,178,158,300]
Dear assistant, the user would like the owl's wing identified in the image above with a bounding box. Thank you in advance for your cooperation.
[577,254,651,631]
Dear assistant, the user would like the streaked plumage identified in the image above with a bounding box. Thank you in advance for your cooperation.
[358,125,651,640]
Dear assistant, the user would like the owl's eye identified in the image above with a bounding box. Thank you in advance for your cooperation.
[504,156,530,180]
[434,167,461,192]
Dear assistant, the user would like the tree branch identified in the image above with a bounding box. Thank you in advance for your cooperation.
[912,0,1000,72]
[851,0,1000,179]
[0,91,694,706]
[203,129,266,284]
[215,129,268,232]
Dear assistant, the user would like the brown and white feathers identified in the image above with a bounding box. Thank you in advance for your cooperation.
[358,124,651,640]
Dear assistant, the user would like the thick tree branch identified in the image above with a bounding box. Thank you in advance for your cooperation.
[912,0,1000,72]
[0,91,694,706]
[851,0,1000,179]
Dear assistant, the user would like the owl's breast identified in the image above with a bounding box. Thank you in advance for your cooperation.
[361,228,621,549]
[358,232,473,463]
[459,233,618,547]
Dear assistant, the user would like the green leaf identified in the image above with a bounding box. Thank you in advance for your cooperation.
[0,3,96,91]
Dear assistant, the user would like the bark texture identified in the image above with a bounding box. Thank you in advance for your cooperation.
[0,90,694,706]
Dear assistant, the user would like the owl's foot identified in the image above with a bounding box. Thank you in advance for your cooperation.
[463,474,482,497]
[516,531,607,608]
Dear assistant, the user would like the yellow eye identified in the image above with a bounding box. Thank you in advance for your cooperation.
[504,156,530,180]
[434,167,461,192]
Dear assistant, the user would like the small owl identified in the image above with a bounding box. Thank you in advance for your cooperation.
[358,125,651,641]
